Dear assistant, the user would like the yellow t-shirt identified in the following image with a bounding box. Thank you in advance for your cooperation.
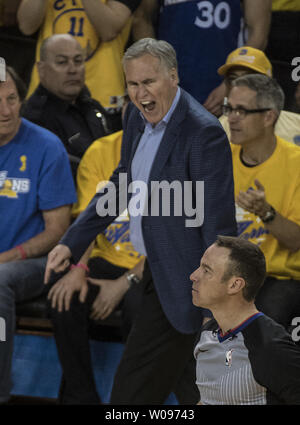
[27,0,131,108]
[72,130,143,269]
[231,137,300,280]
[272,0,300,11]
[220,110,300,146]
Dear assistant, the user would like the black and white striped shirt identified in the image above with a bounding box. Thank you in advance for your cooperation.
[194,313,300,405]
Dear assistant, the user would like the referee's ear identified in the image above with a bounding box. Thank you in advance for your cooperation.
[227,276,245,296]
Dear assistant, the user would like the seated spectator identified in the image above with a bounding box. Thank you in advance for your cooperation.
[223,73,300,333]
[218,46,300,145]
[191,235,300,405]
[22,34,119,159]
[17,0,140,110]
[0,66,76,404]
[47,95,145,405]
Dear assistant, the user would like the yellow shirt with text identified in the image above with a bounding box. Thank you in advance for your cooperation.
[72,130,143,269]
[231,137,300,280]
[27,0,131,108]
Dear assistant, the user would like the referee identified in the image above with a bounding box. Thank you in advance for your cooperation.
[191,235,300,405]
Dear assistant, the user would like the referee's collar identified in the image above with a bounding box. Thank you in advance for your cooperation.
[217,312,264,343]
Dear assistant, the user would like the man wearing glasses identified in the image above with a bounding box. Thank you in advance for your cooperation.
[223,73,300,336]
[218,46,300,145]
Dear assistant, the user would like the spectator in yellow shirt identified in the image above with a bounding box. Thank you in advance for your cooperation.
[223,73,300,336]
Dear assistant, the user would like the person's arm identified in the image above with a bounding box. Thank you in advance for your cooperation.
[44,156,125,282]
[190,124,237,244]
[17,0,47,35]
[131,0,157,41]
[263,213,300,252]
[203,82,226,117]
[252,329,300,405]
[44,105,136,283]
[243,0,272,50]
[236,179,300,252]
[0,205,72,264]
[44,154,104,283]
[81,0,133,41]
[46,140,110,308]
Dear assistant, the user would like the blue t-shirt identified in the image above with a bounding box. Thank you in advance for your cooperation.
[158,0,242,103]
[0,118,77,253]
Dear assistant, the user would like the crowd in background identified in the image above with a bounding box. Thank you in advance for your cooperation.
[1,0,300,406]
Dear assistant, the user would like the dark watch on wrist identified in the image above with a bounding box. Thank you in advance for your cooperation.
[260,206,276,223]
[125,272,141,287]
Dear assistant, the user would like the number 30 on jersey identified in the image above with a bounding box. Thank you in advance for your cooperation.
[194,1,231,29]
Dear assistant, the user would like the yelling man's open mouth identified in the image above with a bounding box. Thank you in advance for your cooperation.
[141,101,156,113]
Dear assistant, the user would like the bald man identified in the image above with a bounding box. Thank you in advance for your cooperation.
[22,34,119,159]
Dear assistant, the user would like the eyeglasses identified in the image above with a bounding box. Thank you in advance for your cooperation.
[222,104,271,119]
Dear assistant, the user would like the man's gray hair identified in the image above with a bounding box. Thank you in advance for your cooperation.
[232,74,285,113]
[123,38,178,71]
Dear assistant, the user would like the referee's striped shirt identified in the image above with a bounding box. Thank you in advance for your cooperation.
[194,313,300,405]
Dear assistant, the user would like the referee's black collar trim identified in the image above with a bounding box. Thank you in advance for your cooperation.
[217,312,264,343]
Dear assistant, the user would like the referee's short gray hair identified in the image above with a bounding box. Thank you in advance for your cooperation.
[123,38,178,71]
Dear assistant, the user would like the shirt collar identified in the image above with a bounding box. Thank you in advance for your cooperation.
[217,312,264,343]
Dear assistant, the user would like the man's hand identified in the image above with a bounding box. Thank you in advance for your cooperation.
[203,81,226,117]
[236,179,270,218]
[47,267,89,312]
[237,179,300,252]
[44,244,72,284]
[89,275,129,321]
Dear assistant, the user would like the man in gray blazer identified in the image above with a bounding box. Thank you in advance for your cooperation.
[44,38,237,404]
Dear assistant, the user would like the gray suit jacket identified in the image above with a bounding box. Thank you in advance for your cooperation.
[61,89,237,333]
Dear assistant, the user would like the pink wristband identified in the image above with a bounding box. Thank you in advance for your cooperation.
[70,263,90,275]
[16,244,27,260]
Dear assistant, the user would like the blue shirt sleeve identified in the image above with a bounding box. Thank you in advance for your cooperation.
[38,139,77,211]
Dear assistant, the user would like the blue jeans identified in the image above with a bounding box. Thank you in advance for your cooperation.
[0,256,47,403]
